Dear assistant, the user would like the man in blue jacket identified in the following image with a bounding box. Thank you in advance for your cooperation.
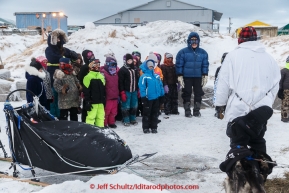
[176,32,209,117]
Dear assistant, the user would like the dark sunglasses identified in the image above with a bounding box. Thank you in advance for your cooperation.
[106,62,117,67]
[189,39,199,45]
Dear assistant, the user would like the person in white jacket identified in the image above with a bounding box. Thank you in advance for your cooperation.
[214,26,280,153]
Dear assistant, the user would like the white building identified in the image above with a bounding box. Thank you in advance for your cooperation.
[93,0,222,31]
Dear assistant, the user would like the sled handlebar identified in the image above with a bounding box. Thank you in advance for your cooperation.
[6,89,36,102]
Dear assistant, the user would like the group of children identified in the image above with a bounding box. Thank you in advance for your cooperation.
[25,30,179,133]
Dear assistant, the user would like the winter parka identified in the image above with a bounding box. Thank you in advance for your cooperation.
[53,70,80,109]
[25,66,47,106]
[45,29,77,84]
[100,66,119,100]
[118,66,138,92]
[175,32,209,77]
[280,64,289,90]
[214,41,280,122]
[160,55,178,86]
[138,61,165,100]
[83,71,106,104]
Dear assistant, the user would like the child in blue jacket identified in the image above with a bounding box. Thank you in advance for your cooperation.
[138,59,165,134]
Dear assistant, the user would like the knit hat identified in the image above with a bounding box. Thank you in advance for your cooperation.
[238,26,257,44]
[36,56,48,69]
[147,52,158,63]
[125,54,133,62]
[82,50,94,64]
[154,52,162,62]
[132,51,141,59]
[165,53,173,59]
[59,58,70,64]
[30,58,43,70]
[104,53,117,63]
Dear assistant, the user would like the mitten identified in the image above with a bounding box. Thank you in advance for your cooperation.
[85,101,92,111]
[177,76,185,89]
[120,91,127,102]
[201,75,208,87]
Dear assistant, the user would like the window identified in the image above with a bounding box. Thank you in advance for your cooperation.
[166,1,171,7]
[134,18,140,23]
[115,18,121,23]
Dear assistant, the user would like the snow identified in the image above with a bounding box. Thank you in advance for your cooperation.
[0,20,289,193]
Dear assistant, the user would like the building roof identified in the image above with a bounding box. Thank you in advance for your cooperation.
[14,12,68,18]
[94,0,222,23]
[236,20,277,35]
[279,24,289,30]
[0,18,16,26]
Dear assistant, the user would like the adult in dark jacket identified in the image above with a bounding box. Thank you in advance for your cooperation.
[278,56,289,122]
[160,53,179,115]
[176,32,209,117]
[25,58,47,107]
[118,54,139,126]
[78,50,95,122]
[45,29,78,118]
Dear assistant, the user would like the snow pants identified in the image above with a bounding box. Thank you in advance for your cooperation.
[59,107,78,121]
[86,104,105,127]
[281,89,289,121]
[142,98,160,130]
[182,77,204,103]
[50,87,60,118]
[164,84,178,114]
[121,91,138,124]
[104,99,118,126]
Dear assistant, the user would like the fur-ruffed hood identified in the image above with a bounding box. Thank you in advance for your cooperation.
[47,29,68,47]
[53,69,65,80]
[25,65,46,79]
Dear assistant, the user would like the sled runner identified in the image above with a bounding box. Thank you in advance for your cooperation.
[3,89,133,181]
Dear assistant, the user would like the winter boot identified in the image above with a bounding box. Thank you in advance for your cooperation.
[143,129,150,134]
[130,121,138,126]
[184,102,192,117]
[108,124,117,128]
[193,102,201,117]
[151,129,158,134]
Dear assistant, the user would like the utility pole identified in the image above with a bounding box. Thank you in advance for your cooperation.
[229,17,233,34]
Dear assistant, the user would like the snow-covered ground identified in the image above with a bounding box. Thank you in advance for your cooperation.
[0,20,289,193]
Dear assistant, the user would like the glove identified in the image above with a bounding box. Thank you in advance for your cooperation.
[201,75,208,87]
[164,85,169,94]
[159,96,165,104]
[61,84,69,94]
[137,90,140,98]
[120,91,127,102]
[215,106,225,120]
[84,101,93,111]
[141,97,148,106]
[278,89,284,100]
[177,76,185,89]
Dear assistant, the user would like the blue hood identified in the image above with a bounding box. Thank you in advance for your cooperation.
[187,32,200,48]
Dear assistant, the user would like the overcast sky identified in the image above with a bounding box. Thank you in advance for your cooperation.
[1,0,289,33]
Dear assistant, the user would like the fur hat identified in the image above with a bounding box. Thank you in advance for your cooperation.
[147,52,158,62]
[49,29,68,45]
[238,26,257,44]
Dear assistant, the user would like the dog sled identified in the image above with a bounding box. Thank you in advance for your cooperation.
[2,89,133,181]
